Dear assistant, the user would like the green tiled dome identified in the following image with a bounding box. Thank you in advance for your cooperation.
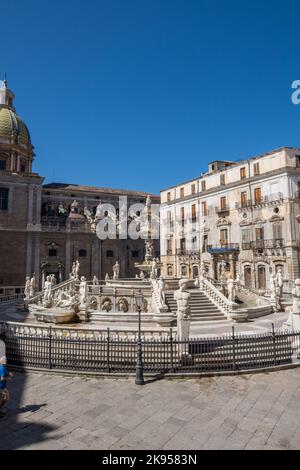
[0,107,31,146]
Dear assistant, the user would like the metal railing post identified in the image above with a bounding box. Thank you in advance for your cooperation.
[107,328,110,373]
[170,328,174,373]
[232,326,236,370]
[48,326,52,370]
[272,323,277,366]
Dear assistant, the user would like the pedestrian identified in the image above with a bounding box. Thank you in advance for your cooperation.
[0,356,12,417]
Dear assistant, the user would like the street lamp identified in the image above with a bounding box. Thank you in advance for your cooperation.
[135,289,145,385]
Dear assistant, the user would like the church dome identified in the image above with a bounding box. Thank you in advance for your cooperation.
[0,107,31,147]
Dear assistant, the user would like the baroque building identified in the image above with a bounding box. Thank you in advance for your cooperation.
[160,148,300,293]
[0,82,159,288]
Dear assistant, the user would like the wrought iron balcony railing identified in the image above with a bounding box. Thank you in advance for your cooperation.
[242,239,284,250]
[207,243,240,253]
[215,205,230,214]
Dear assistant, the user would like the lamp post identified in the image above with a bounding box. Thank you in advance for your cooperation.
[135,289,145,385]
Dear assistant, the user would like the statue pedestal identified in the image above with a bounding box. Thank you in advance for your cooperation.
[177,318,191,358]
[292,312,300,331]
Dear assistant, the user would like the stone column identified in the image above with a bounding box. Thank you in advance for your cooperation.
[34,233,40,288]
[26,233,32,276]
[27,186,34,225]
[65,234,71,280]
[35,186,42,225]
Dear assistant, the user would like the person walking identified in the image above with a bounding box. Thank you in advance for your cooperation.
[0,356,12,417]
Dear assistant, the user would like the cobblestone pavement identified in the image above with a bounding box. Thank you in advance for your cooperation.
[1,368,300,450]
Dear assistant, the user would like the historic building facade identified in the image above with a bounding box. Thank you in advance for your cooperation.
[0,82,159,288]
[160,148,300,292]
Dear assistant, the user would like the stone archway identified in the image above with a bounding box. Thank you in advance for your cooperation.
[244,266,252,289]
[258,265,266,290]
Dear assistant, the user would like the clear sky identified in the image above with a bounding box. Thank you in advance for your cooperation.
[2,0,300,194]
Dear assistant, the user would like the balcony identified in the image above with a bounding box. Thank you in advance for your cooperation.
[207,243,240,253]
[242,239,284,250]
[215,205,230,215]
[235,193,284,210]
[41,216,66,232]
[176,249,200,256]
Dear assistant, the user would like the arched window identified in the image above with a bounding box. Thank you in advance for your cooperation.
[192,266,199,278]
[258,265,266,290]
[167,265,173,276]
[181,265,188,277]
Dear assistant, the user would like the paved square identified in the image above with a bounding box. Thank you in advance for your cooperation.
[1,369,300,450]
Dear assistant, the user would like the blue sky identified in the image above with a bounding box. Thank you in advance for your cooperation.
[2,0,300,194]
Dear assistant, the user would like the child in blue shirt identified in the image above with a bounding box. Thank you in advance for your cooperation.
[0,356,12,417]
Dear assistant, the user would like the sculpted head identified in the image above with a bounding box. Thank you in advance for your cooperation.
[179,279,188,291]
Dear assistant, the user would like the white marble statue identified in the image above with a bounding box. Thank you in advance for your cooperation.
[139,271,145,279]
[145,195,152,208]
[92,276,99,286]
[29,274,36,297]
[158,277,166,307]
[75,260,80,280]
[235,273,241,286]
[292,279,300,314]
[43,275,52,306]
[276,268,283,298]
[113,261,120,279]
[174,279,191,341]
[24,277,31,300]
[105,273,110,281]
[227,277,235,302]
[174,280,191,322]
[145,239,154,260]
[150,258,158,279]
[269,273,277,300]
[50,274,56,286]
[79,276,87,306]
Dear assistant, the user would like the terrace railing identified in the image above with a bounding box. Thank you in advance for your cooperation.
[0,321,299,374]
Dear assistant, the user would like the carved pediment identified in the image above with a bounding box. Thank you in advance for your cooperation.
[253,218,266,225]
[216,217,231,227]
[269,215,284,223]
[239,220,252,227]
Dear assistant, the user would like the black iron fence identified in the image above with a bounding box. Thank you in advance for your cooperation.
[0,322,299,375]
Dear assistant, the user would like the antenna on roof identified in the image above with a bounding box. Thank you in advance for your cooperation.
[4,72,7,87]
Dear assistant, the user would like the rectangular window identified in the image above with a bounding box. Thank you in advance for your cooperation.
[241,191,248,208]
[255,227,264,240]
[220,174,225,185]
[180,238,186,251]
[167,239,172,254]
[242,229,251,242]
[273,223,282,240]
[0,160,6,170]
[254,188,262,204]
[203,235,208,252]
[191,204,197,222]
[180,187,184,198]
[296,156,300,168]
[191,183,196,195]
[220,229,228,246]
[201,180,206,191]
[180,207,185,226]
[0,188,8,211]
[240,167,246,179]
[167,192,171,202]
[106,250,114,258]
[220,196,227,210]
[253,162,260,175]
[201,201,208,216]
[132,250,139,258]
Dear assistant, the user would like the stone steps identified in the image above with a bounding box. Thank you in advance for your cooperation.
[165,290,226,322]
